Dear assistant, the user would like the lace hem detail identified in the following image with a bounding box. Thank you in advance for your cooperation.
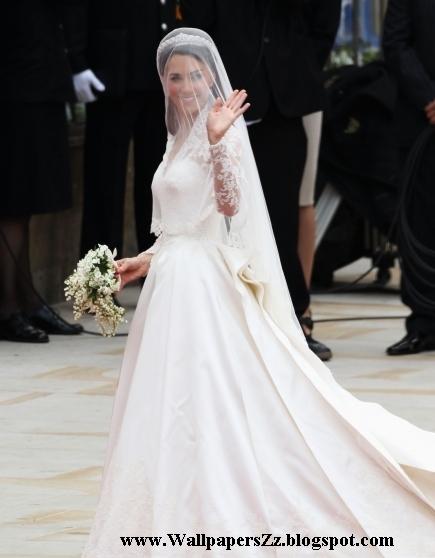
[80,457,362,557]
[80,459,285,558]
[150,219,164,237]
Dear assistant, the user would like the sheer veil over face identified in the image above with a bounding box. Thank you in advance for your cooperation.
[156,28,305,343]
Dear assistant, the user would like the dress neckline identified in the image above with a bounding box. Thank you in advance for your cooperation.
[162,106,210,173]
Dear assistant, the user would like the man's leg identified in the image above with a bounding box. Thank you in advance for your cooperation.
[248,109,309,317]
[81,95,138,258]
[388,139,435,354]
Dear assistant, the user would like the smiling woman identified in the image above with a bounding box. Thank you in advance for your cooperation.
[80,28,435,558]
[164,53,215,132]
[167,59,212,103]
[157,42,226,138]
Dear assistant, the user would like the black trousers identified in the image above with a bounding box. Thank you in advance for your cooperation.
[399,137,435,335]
[81,90,166,258]
[248,105,309,318]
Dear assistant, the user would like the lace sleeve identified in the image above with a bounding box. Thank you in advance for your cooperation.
[209,126,242,217]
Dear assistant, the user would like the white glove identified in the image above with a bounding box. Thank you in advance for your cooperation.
[73,69,106,103]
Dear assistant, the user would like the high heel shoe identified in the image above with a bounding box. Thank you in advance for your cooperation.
[299,314,332,362]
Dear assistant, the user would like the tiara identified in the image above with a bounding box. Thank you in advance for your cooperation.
[157,32,214,56]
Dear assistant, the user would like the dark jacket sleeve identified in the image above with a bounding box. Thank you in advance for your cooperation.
[59,0,89,74]
[382,0,435,110]
[303,0,342,69]
[179,0,216,31]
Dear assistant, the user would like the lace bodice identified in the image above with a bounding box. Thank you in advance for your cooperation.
[145,120,242,254]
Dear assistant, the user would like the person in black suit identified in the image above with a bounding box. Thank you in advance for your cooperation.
[0,1,83,343]
[383,0,435,355]
[180,0,341,360]
[63,0,181,259]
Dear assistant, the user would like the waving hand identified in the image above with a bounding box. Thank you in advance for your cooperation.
[207,90,250,145]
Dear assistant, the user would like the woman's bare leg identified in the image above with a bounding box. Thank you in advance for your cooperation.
[298,205,316,291]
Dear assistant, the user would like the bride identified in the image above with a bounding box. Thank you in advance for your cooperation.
[80,29,435,557]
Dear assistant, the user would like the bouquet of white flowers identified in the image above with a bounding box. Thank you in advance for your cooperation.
[64,245,127,337]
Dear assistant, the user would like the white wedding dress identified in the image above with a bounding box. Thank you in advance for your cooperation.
[80,114,435,558]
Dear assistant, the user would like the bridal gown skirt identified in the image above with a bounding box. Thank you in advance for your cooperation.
[81,236,435,558]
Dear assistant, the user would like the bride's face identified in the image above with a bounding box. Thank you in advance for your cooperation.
[164,54,214,117]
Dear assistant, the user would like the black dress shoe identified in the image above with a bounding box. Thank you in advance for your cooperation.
[28,305,83,335]
[0,312,49,343]
[299,315,333,362]
[386,332,435,356]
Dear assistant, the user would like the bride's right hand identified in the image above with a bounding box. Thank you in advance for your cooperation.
[115,253,152,290]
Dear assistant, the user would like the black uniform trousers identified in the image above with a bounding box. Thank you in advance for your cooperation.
[80,90,166,258]
[248,103,309,318]
[399,136,435,335]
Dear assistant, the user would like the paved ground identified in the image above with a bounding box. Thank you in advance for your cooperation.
[1,259,434,558]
